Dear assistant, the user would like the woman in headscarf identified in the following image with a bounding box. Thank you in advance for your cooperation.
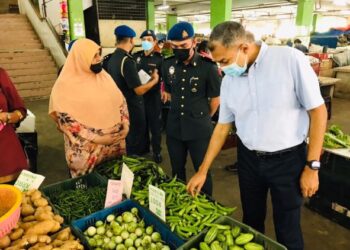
[0,68,28,183]
[49,38,129,177]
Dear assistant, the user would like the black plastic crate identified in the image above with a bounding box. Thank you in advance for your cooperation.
[177,216,286,250]
[321,151,350,177]
[71,199,184,250]
[18,132,38,173]
[40,172,108,224]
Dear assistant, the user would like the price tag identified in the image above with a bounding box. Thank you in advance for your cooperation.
[121,163,134,198]
[104,180,123,208]
[149,184,166,222]
[14,170,45,192]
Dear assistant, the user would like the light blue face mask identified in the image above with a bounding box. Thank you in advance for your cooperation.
[142,41,154,51]
[221,50,247,77]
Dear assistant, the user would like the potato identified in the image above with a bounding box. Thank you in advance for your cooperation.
[33,198,48,207]
[30,190,42,201]
[21,204,35,216]
[53,215,64,224]
[26,189,36,196]
[51,239,64,247]
[28,242,53,250]
[24,235,39,245]
[34,210,54,221]
[58,240,83,250]
[38,235,51,244]
[0,235,11,248]
[20,221,37,231]
[56,228,70,241]
[9,228,24,241]
[22,215,36,222]
[25,220,56,235]
[50,221,61,233]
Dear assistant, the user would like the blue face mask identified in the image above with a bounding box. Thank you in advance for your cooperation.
[221,50,247,77]
[142,41,153,51]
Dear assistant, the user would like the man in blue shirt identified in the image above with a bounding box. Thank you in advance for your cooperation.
[187,22,327,250]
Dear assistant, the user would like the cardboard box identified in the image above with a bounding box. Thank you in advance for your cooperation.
[319,68,335,77]
[320,59,334,70]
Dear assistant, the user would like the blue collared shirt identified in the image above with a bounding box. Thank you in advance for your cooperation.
[219,42,324,152]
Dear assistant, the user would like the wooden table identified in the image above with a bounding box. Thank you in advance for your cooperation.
[333,66,350,99]
[318,76,340,99]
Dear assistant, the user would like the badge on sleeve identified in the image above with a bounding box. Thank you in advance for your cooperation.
[136,57,141,63]
[169,66,175,75]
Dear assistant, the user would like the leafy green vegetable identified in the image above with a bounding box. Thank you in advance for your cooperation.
[323,125,350,149]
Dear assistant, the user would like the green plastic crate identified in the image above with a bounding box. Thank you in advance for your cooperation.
[40,172,108,224]
[177,216,286,250]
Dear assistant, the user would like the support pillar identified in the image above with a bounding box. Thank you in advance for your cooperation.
[295,0,315,36]
[166,14,177,31]
[210,0,232,28]
[147,0,155,30]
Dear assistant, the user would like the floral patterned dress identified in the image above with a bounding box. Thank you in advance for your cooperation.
[58,101,129,177]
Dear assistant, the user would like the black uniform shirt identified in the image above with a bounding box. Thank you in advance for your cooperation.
[162,52,222,141]
[134,50,163,96]
[107,48,142,101]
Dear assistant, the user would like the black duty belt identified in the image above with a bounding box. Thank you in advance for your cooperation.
[253,142,305,158]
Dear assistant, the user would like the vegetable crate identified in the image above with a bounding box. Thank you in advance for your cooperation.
[71,199,185,250]
[40,172,108,224]
[177,216,286,250]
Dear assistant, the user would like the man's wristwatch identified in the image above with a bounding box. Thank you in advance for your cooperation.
[306,160,321,170]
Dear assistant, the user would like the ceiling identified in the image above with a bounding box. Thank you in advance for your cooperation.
[154,0,350,24]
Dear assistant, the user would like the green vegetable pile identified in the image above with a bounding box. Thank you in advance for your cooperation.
[194,223,264,250]
[96,156,168,191]
[49,186,106,223]
[83,207,171,250]
[323,125,350,149]
[133,177,236,239]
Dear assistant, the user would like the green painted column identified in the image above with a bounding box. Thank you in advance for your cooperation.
[312,13,321,33]
[210,0,232,28]
[295,0,315,35]
[166,14,177,31]
[147,0,155,30]
[68,0,85,40]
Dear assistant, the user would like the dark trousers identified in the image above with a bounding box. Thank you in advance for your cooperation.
[126,101,147,156]
[166,135,213,196]
[144,93,162,154]
[237,138,305,250]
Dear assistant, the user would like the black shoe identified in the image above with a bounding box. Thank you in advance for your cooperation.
[153,153,162,164]
[224,162,238,173]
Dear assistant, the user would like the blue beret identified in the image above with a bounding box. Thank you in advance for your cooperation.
[68,39,77,51]
[140,30,156,39]
[167,22,194,41]
[114,25,136,38]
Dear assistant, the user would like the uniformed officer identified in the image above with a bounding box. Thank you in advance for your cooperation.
[133,30,163,163]
[107,25,160,156]
[162,22,221,195]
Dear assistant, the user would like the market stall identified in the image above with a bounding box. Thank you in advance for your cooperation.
[333,65,350,99]
[0,156,286,250]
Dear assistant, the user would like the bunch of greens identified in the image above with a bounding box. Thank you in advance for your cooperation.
[323,125,350,149]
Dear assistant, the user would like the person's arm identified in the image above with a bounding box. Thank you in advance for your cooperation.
[209,97,220,116]
[292,49,327,198]
[187,122,232,196]
[134,69,159,96]
[300,104,327,197]
[161,62,172,103]
[206,62,221,115]
[0,68,26,125]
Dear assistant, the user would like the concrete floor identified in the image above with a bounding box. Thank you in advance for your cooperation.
[25,98,350,250]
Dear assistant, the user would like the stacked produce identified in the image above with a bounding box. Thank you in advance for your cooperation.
[82,207,171,250]
[49,186,106,223]
[323,125,350,149]
[196,224,264,250]
[0,189,83,250]
[133,177,236,239]
[95,156,168,192]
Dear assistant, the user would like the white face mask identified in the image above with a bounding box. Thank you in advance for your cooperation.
[221,49,248,77]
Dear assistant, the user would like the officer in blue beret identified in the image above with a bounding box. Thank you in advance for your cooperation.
[133,30,163,163]
[106,25,160,156]
[162,22,222,195]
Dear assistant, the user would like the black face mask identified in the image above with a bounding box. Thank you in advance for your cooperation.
[173,48,191,62]
[90,62,103,74]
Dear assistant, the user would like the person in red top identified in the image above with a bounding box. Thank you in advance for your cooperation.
[0,68,28,183]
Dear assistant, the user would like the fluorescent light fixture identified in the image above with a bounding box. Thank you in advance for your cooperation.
[333,0,348,6]
[340,10,350,15]
[157,5,169,10]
